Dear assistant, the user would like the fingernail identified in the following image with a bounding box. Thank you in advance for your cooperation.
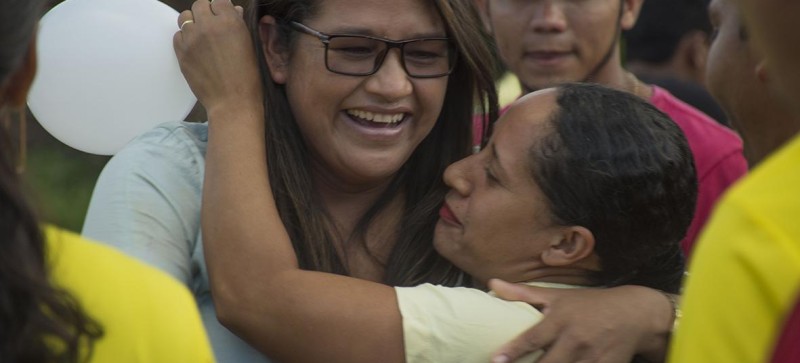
[492,354,510,363]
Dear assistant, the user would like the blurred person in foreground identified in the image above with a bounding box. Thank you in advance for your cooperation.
[667,0,800,361]
[0,0,214,361]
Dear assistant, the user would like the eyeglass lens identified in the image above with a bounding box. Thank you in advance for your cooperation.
[326,37,453,77]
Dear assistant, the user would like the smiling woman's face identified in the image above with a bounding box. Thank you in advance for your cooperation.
[266,0,450,187]
[433,90,565,284]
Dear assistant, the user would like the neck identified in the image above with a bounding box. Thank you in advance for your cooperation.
[312,167,396,240]
[522,266,596,286]
[593,60,653,100]
[309,155,397,223]
[585,49,648,98]
[475,266,597,290]
[310,162,404,282]
[744,114,800,167]
[521,46,651,99]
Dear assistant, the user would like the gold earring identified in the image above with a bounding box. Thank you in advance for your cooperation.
[2,107,27,174]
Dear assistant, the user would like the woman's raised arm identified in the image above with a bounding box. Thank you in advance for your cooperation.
[175,1,404,362]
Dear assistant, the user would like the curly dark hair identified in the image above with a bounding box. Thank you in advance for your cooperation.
[1,0,103,362]
[531,83,697,294]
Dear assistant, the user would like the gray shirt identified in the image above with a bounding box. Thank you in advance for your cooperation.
[82,121,270,363]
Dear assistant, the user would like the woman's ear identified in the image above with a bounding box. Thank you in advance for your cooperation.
[541,226,595,267]
[1,36,38,107]
[620,0,645,31]
[258,15,290,84]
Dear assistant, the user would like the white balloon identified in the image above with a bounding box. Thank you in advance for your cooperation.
[28,0,196,155]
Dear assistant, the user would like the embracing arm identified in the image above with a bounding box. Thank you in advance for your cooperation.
[202,100,405,363]
[175,1,404,362]
[487,279,675,363]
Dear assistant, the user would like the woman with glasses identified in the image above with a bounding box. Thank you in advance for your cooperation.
[85,0,677,362]
[85,0,495,361]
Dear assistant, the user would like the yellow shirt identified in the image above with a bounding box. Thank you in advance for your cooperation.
[668,135,800,362]
[46,226,215,362]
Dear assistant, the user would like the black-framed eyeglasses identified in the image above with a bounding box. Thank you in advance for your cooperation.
[286,21,457,78]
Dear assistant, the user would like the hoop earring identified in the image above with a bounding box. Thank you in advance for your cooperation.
[2,108,27,174]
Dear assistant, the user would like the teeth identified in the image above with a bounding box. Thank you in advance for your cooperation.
[347,109,405,124]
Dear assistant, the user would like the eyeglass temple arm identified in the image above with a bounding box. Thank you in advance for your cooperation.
[289,21,330,42]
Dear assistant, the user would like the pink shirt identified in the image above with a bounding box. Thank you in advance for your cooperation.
[650,86,747,255]
[770,295,800,362]
[473,86,747,257]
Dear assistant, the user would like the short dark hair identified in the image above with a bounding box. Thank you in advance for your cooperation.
[624,0,712,64]
[531,83,697,294]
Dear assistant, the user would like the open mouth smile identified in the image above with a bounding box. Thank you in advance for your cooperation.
[346,109,408,127]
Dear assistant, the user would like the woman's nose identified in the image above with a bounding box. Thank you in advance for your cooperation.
[530,1,568,34]
[364,49,414,102]
[443,156,474,196]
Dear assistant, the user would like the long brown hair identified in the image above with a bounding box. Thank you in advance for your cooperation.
[247,0,498,286]
[1,1,102,361]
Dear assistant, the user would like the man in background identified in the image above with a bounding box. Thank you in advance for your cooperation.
[624,0,728,126]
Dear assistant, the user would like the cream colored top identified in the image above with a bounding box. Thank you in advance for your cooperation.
[395,282,580,363]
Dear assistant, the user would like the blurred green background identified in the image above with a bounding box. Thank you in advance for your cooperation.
[23,120,109,232]
[25,0,218,232]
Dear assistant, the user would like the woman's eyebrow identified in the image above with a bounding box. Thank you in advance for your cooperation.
[326,26,446,39]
